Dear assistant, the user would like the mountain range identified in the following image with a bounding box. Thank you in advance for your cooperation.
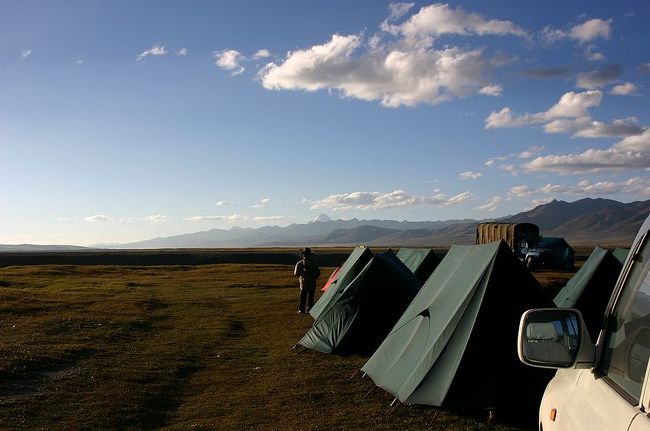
[120,198,650,249]
[1,198,647,252]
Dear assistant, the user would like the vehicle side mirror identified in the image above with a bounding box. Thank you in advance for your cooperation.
[518,308,595,369]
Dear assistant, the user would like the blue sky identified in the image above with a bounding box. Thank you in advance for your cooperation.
[2,1,650,245]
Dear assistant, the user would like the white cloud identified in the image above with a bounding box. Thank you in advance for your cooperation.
[309,189,470,211]
[73,56,85,65]
[261,198,271,204]
[382,3,527,41]
[486,90,602,128]
[610,82,637,96]
[137,44,167,62]
[253,49,271,59]
[518,146,544,159]
[475,196,503,212]
[216,201,236,206]
[20,49,32,59]
[177,48,188,56]
[84,215,111,223]
[584,45,605,61]
[570,18,612,43]
[185,214,245,222]
[479,84,502,96]
[522,129,650,173]
[253,215,287,222]
[639,63,650,74]
[509,177,650,197]
[257,4,527,108]
[460,171,482,180]
[486,90,644,139]
[386,2,415,21]
[214,49,245,75]
[543,18,612,44]
[146,215,167,222]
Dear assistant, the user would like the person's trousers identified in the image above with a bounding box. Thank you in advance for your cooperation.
[299,287,315,312]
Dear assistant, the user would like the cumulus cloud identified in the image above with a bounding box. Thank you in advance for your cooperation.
[570,18,612,43]
[521,129,650,173]
[486,90,602,128]
[84,215,111,223]
[576,64,623,89]
[479,84,502,96]
[509,177,650,196]
[185,214,245,222]
[177,48,188,56]
[253,49,271,59]
[543,18,612,44]
[382,3,527,41]
[257,4,528,108]
[584,45,605,61]
[309,189,470,211]
[20,49,32,59]
[475,196,503,212]
[214,49,245,75]
[460,171,482,180]
[486,90,644,139]
[610,82,637,96]
[137,44,167,62]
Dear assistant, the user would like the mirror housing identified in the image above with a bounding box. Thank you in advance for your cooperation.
[518,308,595,369]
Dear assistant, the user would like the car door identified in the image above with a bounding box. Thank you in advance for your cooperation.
[591,229,650,431]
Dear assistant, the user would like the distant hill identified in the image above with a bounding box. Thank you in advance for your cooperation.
[4,200,645,251]
[0,244,92,252]
[116,199,650,248]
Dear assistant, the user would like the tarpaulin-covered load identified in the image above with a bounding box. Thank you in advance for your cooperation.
[396,248,440,283]
[362,241,554,412]
[299,251,422,356]
[475,223,539,257]
[310,246,372,319]
[554,246,628,341]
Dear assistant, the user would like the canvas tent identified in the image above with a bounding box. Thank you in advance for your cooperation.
[309,246,373,319]
[554,246,628,341]
[299,251,422,356]
[362,241,554,412]
[396,248,440,283]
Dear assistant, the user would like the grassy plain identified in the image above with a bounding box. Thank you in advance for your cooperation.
[0,260,576,430]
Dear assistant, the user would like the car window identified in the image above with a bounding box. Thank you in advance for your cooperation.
[600,234,650,403]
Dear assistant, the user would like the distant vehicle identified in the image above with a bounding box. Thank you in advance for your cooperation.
[475,222,540,258]
[475,223,573,269]
[517,212,650,431]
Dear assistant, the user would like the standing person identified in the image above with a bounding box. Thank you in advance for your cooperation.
[294,248,320,314]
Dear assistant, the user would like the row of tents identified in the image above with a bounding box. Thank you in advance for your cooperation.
[297,242,628,414]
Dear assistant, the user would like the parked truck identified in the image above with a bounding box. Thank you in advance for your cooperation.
[475,222,540,258]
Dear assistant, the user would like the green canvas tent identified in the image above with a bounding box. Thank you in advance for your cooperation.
[309,246,373,320]
[299,251,422,356]
[396,248,440,283]
[362,241,554,413]
[554,246,628,341]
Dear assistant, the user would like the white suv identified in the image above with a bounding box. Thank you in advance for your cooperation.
[518,213,650,431]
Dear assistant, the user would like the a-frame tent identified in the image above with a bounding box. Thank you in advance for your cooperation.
[299,251,422,356]
[321,266,341,292]
[362,241,554,413]
[310,246,373,320]
[554,246,628,341]
[396,248,440,283]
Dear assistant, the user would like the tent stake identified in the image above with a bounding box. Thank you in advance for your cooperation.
[347,369,359,380]
[361,372,367,379]
[363,386,376,399]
